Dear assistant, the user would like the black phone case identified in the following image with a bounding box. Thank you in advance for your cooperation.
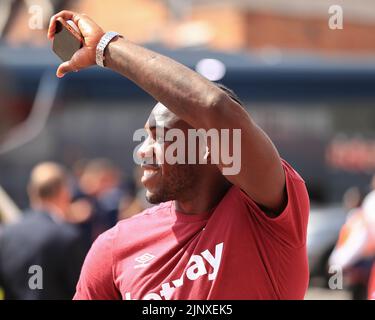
[52,21,83,62]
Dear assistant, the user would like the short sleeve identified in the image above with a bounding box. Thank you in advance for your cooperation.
[73,226,121,300]
[238,160,310,248]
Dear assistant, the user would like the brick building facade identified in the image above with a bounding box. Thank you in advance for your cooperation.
[1,0,374,53]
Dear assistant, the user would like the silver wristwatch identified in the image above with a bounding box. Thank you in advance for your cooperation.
[96,31,121,68]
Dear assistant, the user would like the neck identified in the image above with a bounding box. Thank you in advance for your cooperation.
[174,174,231,215]
[34,202,66,221]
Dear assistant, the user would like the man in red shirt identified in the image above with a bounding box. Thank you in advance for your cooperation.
[48,11,310,300]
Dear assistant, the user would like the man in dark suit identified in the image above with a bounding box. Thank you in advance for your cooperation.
[0,162,87,300]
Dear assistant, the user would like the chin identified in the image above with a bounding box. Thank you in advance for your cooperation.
[145,190,163,204]
[145,188,175,204]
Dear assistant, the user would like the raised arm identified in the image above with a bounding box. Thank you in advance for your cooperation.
[48,11,286,214]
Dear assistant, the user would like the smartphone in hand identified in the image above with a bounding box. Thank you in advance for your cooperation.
[52,17,83,62]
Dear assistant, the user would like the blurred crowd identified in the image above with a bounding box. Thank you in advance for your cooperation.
[2,159,375,300]
[0,158,151,300]
[329,176,375,300]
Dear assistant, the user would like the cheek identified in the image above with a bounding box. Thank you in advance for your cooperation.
[154,142,165,163]
[161,162,181,182]
[160,163,168,178]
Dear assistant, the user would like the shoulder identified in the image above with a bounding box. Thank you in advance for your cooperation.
[115,202,172,230]
[231,159,309,247]
[0,211,44,239]
[75,204,171,277]
[95,201,172,247]
[53,222,84,248]
[231,160,307,205]
[280,159,305,183]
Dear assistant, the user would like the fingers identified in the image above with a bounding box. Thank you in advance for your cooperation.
[49,11,95,77]
[48,10,79,40]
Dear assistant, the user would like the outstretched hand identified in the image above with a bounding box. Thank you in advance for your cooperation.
[48,10,105,78]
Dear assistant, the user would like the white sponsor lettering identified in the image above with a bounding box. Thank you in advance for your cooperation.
[125,242,224,300]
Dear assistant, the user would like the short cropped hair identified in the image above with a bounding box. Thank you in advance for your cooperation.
[214,83,244,107]
[28,162,67,201]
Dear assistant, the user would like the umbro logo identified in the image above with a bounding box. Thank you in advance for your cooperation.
[134,253,155,269]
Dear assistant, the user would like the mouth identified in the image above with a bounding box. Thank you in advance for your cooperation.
[141,164,161,186]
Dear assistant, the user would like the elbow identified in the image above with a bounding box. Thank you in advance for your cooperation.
[200,90,231,126]
[205,89,228,112]
[201,89,242,128]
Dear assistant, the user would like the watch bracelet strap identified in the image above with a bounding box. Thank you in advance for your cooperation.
[96,31,121,68]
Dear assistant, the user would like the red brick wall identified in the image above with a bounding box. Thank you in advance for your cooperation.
[4,1,375,54]
[243,11,375,53]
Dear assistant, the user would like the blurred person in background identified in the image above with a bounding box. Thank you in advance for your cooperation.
[0,65,13,141]
[364,175,375,299]
[0,162,87,300]
[70,158,133,245]
[343,186,366,215]
[363,175,375,228]
[118,166,152,220]
[329,182,375,299]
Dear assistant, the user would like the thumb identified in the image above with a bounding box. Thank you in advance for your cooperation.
[56,60,79,78]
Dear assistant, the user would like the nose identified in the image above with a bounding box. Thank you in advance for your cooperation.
[137,137,154,161]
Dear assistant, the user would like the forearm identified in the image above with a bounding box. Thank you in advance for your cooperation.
[105,37,224,127]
